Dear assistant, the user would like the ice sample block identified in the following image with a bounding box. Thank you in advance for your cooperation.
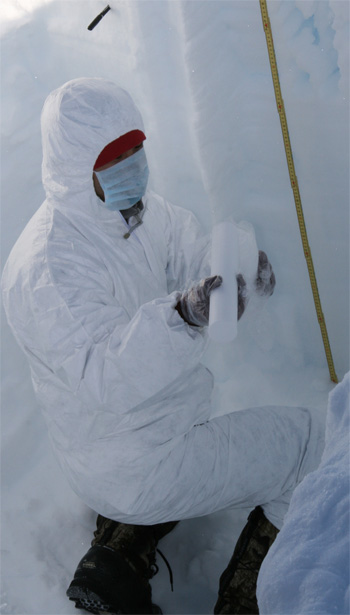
[209,220,258,343]
[237,221,260,283]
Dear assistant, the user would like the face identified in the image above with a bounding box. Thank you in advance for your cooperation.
[93,143,144,201]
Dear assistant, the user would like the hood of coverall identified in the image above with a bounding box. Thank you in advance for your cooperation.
[40,78,145,204]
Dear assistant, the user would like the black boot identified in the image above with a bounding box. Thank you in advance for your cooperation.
[66,515,178,614]
[214,507,279,614]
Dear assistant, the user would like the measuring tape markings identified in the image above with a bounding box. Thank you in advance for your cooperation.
[259,1,338,383]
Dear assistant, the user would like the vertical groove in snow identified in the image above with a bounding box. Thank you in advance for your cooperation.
[122,0,211,227]
[174,1,286,224]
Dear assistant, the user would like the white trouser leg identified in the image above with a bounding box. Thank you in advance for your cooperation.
[138,405,325,526]
[110,405,325,526]
[261,406,325,529]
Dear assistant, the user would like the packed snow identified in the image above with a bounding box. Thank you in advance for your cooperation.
[1,1,349,614]
[258,371,350,615]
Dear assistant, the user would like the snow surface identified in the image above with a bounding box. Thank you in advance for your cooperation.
[0,1,349,613]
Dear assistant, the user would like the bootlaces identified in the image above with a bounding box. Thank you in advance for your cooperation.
[157,548,174,592]
[147,548,174,592]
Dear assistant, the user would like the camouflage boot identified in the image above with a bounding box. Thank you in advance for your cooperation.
[67,515,178,614]
[214,506,279,614]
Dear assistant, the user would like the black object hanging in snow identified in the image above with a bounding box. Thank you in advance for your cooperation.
[87,5,111,31]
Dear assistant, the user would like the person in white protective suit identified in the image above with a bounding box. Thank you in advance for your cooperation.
[1,78,325,615]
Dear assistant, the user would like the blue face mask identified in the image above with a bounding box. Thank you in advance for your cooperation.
[95,147,149,211]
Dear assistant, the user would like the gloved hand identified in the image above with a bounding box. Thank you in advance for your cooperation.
[255,251,276,297]
[237,274,247,320]
[176,275,222,327]
[176,274,247,327]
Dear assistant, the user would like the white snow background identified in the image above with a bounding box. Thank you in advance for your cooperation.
[0,0,349,613]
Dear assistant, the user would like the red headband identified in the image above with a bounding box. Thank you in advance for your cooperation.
[94,129,146,170]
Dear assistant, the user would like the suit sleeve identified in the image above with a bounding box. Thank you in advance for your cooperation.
[162,199,211,293]
[36,231,207,408]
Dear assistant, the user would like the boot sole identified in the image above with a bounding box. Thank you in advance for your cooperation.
[67,583,163,615]
[67,584,118,614]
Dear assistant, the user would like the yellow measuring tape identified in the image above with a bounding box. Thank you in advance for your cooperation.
[259,0,338,383]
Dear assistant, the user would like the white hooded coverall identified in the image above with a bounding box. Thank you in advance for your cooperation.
[2,78,324,528]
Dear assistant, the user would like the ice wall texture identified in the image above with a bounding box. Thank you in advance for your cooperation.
[258,372,350,614]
